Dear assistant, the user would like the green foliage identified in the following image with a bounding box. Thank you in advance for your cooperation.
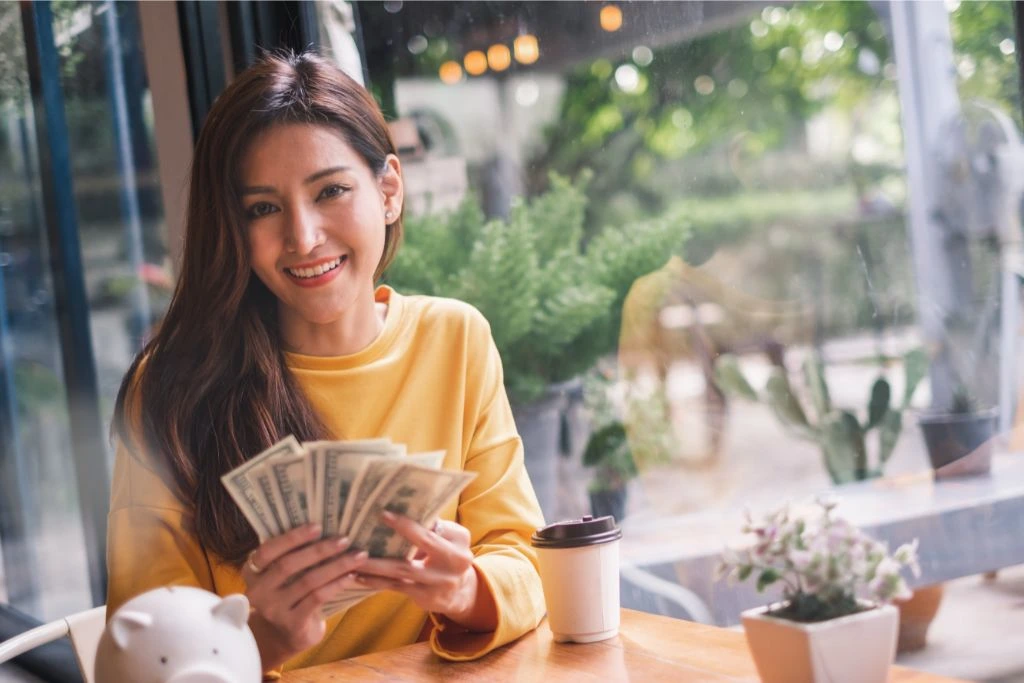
[529,1,1019,223]
[951,385,982,415]
[386,173,689,404]
[580,365,677,492]
[581,422,636,492]
[772,591,864,624]
[714,348,925,484]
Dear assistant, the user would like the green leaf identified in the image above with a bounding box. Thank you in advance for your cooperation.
[866,377,891,430]
[738,564,754,582]
[757,568,780,592]
[802,354,831,419]
[902,348,928,408]
[765,370,809,429]
[714,354,758,400]
[818,411,860,484]
[582,422,629,466]
[877,409,902,466]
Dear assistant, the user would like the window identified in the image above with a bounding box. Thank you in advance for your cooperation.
[349,1,1024,677]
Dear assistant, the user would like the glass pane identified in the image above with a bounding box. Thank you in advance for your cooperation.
[348,1,1024,678]
[0,1,87,620]
[0,0,170,621]
[55,0,171,446]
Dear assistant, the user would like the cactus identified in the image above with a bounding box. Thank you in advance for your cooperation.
[713,349,927,484]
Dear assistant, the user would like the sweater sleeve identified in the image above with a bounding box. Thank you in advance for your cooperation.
[428,313,547,660]
[105,439,217,617]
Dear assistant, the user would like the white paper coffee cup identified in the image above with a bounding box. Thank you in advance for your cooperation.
[531,515,622,643]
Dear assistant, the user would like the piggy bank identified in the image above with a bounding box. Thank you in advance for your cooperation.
[95,586,262,683]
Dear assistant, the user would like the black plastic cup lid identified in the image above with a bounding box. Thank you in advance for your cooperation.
[531,515,622,549]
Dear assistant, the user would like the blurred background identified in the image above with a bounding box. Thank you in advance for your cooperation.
[3,1,1024,680]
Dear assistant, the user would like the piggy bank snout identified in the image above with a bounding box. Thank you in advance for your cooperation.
[166,665,237,683]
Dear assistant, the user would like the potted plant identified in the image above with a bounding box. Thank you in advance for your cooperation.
[716,498,920,683]
[714,348,944,652]
[713,348,927,484]
[386,172,688,515]
[582,421,634,521]
[918,385,997,478]
[580,365,676,521]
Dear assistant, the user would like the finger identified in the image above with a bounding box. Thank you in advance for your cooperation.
[356,557,421,581]
[282,551,369,608]
[356,559,466,589]
[291,570,363,624]
[353,574,415,593]
[245,524,322,580]
[261,536,352,590]
[381,512,450,556]
[433,519,471,548]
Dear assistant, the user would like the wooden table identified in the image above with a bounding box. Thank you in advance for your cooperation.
[281,609,966,682]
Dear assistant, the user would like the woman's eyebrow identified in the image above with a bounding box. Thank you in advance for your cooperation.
[240,166,351,197]
[305,166,350,184]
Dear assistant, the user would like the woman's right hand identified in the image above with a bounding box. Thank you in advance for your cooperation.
[241,524,368,671]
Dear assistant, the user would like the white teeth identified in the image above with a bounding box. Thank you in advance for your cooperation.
[287,256,343,279]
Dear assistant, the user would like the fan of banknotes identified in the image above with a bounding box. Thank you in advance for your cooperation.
[221,435,476,617]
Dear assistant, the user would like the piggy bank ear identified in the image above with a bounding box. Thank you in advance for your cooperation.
[211,594,250,630]
[109,611,153,649]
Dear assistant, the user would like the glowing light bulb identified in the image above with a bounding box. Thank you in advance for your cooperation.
[488,44,512,72]
[439,61,463,84]
[464,50,488,76]
[600,5,623,32]
[514,34,539,65]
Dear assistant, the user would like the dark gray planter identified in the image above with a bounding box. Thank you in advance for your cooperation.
[918,409,997,478]
[588,487,627,523]
[511,388,566,520]
[511,379,583,521]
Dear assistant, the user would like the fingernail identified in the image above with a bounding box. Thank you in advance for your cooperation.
[309,525,322,537]
[356,551,369,561]
[381,510,396,521]
[335,537,350,549]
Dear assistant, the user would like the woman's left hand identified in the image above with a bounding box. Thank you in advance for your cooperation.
[353,511,497,631]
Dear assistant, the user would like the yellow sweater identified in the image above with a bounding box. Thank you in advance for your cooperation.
[106,286,547,672]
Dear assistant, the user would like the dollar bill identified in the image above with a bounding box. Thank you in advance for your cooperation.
[338,458,402,538]
[220,467,275,542]
[315,447,378,537]
[250,464,287,537]
[321,589,375,618]
[310,440,404,536]
[268,452,314,531]
[349,464,476,559]
[220,435,303,540]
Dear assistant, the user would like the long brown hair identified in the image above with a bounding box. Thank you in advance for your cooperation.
[112,51,404,565]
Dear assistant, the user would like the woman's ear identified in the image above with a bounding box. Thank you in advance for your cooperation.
[380,154,404,222]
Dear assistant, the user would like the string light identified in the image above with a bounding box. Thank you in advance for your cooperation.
[464,50,488,76]
[600,5,623,32]
[439,60,463,84]
[487,44,512,72]
[514,34,539,65]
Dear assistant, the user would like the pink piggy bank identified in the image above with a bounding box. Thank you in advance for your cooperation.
[95,586,262,683]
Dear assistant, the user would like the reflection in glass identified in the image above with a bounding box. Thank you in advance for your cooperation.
[0,0,169,621]
[351,1,1024,676]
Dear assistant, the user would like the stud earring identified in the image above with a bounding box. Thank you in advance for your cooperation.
[385,211,394,220]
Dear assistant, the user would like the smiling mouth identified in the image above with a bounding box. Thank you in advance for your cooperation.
[285,256,346,279]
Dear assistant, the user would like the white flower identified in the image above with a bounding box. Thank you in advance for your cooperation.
[789,549,814,571]
[893,540,921,578]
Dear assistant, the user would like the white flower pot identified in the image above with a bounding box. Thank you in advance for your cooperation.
[741,602,898,683]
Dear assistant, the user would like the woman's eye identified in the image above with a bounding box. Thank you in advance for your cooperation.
[318,184,348,201]
[246,202,277,219]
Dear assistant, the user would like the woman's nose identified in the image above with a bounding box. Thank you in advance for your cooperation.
[284,205,324,254]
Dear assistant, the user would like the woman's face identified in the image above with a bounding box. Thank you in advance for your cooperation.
[240,123,402,325]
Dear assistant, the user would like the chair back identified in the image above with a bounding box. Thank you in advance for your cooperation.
[65,605,106,683]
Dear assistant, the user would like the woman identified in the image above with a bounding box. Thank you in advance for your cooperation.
[108,51,546,675]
